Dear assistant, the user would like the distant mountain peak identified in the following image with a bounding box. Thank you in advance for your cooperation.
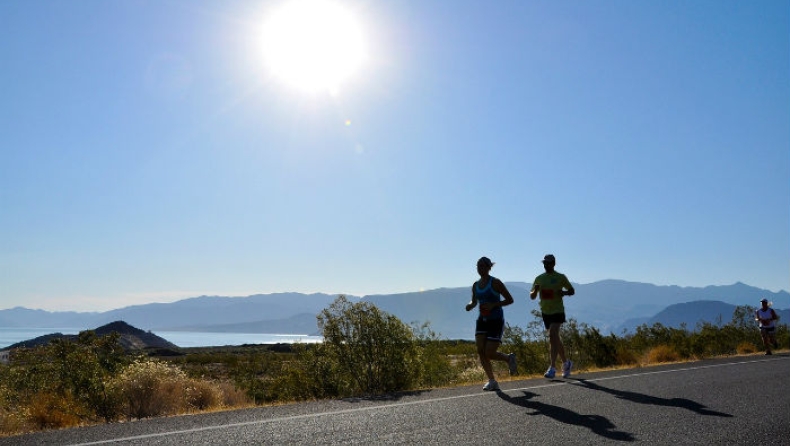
[95,320,146,336]
[4,320,178,351]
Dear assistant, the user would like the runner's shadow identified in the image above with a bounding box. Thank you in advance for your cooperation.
[497,391,635,442]
[571,379,732,417]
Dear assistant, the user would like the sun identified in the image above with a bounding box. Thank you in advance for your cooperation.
[261,0,366,94]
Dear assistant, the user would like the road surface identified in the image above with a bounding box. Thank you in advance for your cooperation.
[3,354,788,445]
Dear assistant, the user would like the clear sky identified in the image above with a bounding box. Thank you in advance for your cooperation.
[2,0,788,312]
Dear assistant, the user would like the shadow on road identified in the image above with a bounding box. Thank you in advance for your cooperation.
[571,379,733,417]
[496,390,635,442]
[342,389,431,403]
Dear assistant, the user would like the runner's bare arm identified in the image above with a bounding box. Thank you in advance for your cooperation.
[492,279,514,307]
[466,284,478,311]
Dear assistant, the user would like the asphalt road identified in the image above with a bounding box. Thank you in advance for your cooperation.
[4,354,788,445]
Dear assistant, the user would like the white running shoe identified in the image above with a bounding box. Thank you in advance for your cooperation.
[483,380,500,391]
[562,360,573,378]
[508,353,518,376]
[544,367,556,379]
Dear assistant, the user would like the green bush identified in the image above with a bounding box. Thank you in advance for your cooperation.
[229,351,279,404]
[411,322,458,387]
[3,332,128,424]
[315,295,422,396]
[575,324,621,369]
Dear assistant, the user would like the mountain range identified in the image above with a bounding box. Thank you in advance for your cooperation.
[1,281,787,343]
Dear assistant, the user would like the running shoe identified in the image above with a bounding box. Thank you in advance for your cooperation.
[508,353,518,376]
[766,351,773,356]
[562,360,573,378]
[544,366,556,379]
[483,380,500,391]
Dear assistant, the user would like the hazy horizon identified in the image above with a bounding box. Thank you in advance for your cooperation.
[2,278,787,313]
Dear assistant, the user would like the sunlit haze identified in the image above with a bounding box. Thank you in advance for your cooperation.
[261,0,366,94]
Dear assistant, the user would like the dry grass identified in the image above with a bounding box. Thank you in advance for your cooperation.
[644,345,681,364]
[109,359,249,419]
[27,392,82,430]
[0,407,27,437]
[736,342,759,355]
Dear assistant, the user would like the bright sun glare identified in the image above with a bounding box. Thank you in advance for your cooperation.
[261,0,366,94]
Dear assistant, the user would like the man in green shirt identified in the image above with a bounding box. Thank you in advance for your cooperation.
[530,254,575,378]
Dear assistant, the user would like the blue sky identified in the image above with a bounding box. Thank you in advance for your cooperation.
[2,0,788,312]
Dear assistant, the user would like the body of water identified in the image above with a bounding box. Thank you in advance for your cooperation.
[0,327,322,349]
[155,331,323,348]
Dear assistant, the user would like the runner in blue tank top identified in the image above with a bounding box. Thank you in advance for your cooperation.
[465,256,518,391]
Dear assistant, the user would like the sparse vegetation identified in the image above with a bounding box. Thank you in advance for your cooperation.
[0,300,786,437]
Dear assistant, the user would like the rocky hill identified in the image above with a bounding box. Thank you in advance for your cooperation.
[5,321,178,351]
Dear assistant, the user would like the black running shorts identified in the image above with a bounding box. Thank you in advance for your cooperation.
[475,318,505,342]
[542,312,567,330]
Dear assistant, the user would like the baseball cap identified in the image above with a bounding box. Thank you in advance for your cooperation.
[477,257,494,267]
[542,254,556,263]
[760,298,769,303]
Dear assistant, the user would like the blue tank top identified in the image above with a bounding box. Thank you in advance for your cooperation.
[475,276,504,320]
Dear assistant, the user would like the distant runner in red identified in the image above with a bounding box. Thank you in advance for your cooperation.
[465,256,518,391]
[530,254,575,379]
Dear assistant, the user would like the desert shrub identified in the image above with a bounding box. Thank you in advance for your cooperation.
[577,325,621,369]
[0,408,25,436]
[185,379,223,411]
[559,319,583,365]
[415,344,458,387]
[27,392,82,430]
[229,351,279,404]
[3,332,128,424]
[456,363,487,384]
[731,305,760,332]
[557,320,623,370]
[501,310,556,376]
[503,311,630,375]
[51,333,127,421]
[110,358,227,418]
[0,377,26,435]
[689,323,747,358]
[315,295,421,396]
[425,340,476,356]
[263,352,341,403]
[630,323,694,358]
[776,324,789,349]
[614,344,639,366]
[501,324,546,376]
[645,345,680,364]
[411,322,458,387]
[736,342,759,355]
[110,359,192,419]
[291,343,347,399]
[217,382,251,408]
